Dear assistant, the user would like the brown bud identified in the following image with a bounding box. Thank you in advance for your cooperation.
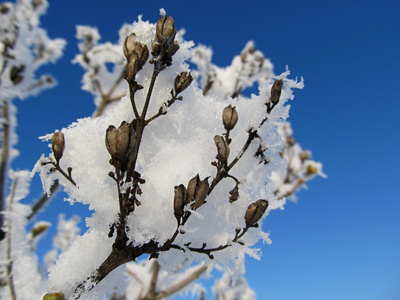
[51,132,65,163]
[174,72,193,94]
[174,184,187,221]
[151,43,161,57]
[270,79,284,105]
[32,0,44,9]
[187,174,209,210]
[0,3,10,14]
[156,15,177,45]
[10,65,24,85]
[287,136,295,146]
[214,135,230,163]
[222,105,238,131]
[169,41,180,56]
[125,41,149,82]
[229,185,239,203]
[245,199,269,227]
[123,33,137,58]
[105,121,131,161]
[299,151,310,162]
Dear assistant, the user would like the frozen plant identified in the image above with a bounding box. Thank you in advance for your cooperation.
[34,11,323,299]
[0,1,65,299]
[0,0,66,238]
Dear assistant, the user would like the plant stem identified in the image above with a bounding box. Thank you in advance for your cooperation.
[6,177,18,300]
[0,100,10,240]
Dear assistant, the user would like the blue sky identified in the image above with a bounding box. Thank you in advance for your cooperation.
[11,0,400,299]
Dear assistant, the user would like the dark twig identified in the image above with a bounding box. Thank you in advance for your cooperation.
[0,101,10,240]
[6,177,18,300]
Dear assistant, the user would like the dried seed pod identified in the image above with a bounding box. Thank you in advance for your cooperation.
[105,121,131,161]
[51,131,65,163]
[245,199,269,227]
[187,174,200,204]
[192,178,209,209]
[156,15,177,45]
[10,65,24,85]
[270,79,284,105]
[187,174,209,210]
[125,41,149,82]
[151,42,161,57]
[174,184,187,221]
[287,136,295,146]
[174,72,193,94]
[229,185,239,203]
[123,33,137,58]
[214,135,230,163]
[299,151,310,162]
[222,105,239,131]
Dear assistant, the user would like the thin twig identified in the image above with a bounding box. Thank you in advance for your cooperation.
[6,177,18,300]
[27,180,59,221]
[0,100,10,240]
[154,264,207,300]
[141,68,159,119]
[145,260,160,299]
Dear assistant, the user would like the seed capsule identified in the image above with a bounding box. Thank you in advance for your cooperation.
[174,184,187,221]
[244,199,269,227]
[125,41,149,83]
[51,131,65,163]
[214,135,230,163]
[123,33,137,58]
[105,121,131,161]
[222,105,238,131]
[270,79,284,105]
[187,174,209,210]
[156,15,177,45]
[174,72,193,94]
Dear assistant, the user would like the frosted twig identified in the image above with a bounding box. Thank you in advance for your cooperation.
[154,264,207,300]
[27,180,59,221]
[0,101,10,240]
[144,259,160,299]
[6,177,18,300]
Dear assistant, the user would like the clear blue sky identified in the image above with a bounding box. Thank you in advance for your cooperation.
[12,0,400,299]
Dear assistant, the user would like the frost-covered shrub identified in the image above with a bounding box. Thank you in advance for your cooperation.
[33,10,322,299]
[1,4,323,299]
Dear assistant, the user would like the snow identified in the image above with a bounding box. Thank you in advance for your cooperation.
[32,14,311,298]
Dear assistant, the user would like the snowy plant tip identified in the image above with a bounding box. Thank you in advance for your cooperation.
[39,12,311,298]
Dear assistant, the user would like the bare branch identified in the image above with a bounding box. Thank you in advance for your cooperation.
[0,100,10,240]
[154,264,207,300]
[6,177,18,300]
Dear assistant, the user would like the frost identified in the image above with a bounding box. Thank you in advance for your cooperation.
[35,14,311,298]
[0,5,324,299]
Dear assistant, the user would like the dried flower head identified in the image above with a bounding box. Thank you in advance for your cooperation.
[245,199,269,227]
[124,38,149,83]
[174,72,193,94]
[222,105,239,131]
[105,121,131,161]
[270,79,284,105]
[156,15,177,45]
[187,174,209,210]
[51,131,65,163]
[214,135,230,163]
[174,184,188,221]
